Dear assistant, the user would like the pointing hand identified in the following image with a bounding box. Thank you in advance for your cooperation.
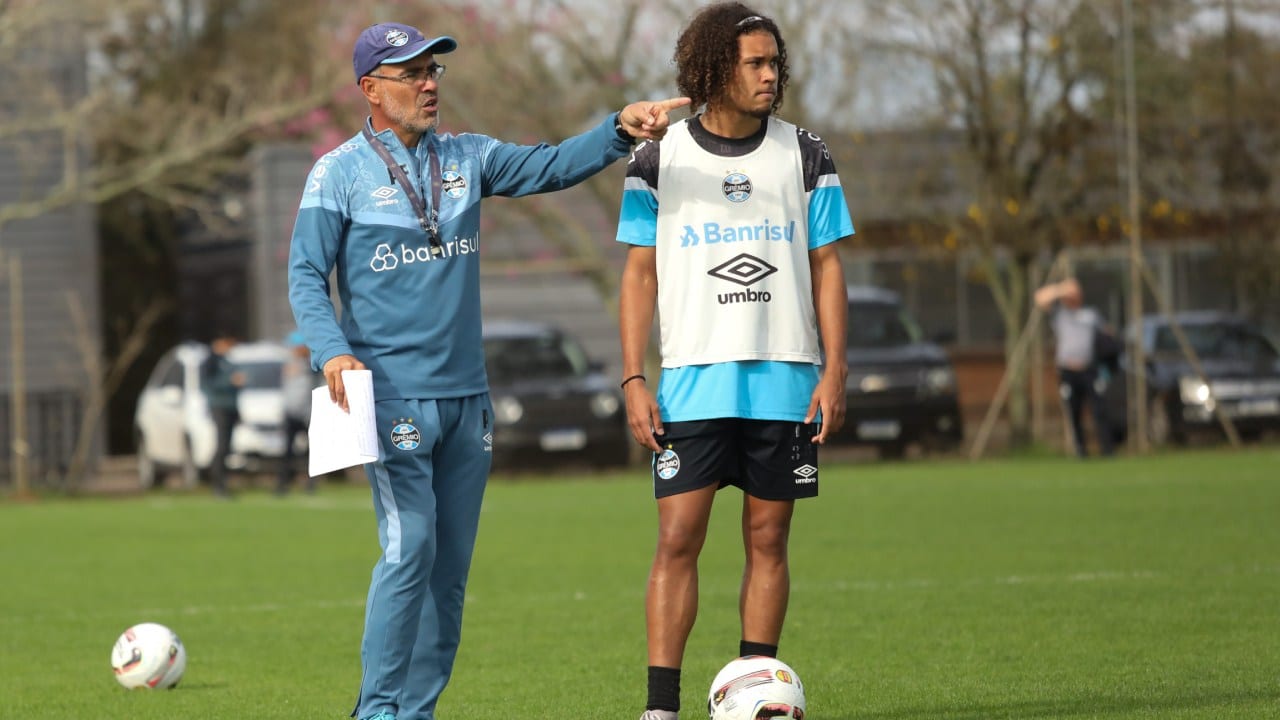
[617,97,693,142]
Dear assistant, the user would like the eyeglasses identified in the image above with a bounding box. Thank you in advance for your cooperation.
[368,63,446,85]
[736,15,765,27]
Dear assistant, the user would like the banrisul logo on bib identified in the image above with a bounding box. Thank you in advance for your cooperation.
[391,419,421,451]
[655,448,680,480]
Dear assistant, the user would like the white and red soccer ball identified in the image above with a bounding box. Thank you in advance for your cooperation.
[707,655,806,720]
[110,622,186,689]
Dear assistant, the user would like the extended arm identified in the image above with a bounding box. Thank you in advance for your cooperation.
[482,98,689,198]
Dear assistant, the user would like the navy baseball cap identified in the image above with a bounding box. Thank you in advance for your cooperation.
[353,22,457,83]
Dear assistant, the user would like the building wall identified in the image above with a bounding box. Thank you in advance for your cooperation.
[250,144,315,342]
[0,46,100,482]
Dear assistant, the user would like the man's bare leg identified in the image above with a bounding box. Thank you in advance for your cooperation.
[739,495,795,647]
[644,483,718,715]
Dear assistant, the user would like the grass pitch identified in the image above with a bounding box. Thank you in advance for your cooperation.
[2,448,1278,719]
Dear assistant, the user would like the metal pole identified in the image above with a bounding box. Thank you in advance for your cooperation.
[1029,260,1045,443]
[1121,0,1148,452]
[9,254,30,495]
[1223,0,1243,311]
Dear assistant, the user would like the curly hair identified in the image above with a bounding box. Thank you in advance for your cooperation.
[673,2,788,114]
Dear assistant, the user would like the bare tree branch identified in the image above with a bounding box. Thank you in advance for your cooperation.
[63,291,171,490]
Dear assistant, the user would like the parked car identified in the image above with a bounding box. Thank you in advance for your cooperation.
[1105,312,1280,447]
[483,320,629,470]
[831,285,964,458]
[134,340,292,488]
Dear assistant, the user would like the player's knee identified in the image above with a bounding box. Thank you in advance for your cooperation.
[655,525,706,561]
[746,524,789,559]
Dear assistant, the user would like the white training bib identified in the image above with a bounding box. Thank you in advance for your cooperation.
[654,118,819,368]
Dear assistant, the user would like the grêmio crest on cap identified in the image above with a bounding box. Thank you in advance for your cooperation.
[385,29,409,46]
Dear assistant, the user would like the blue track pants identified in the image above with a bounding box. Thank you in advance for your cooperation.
[354,394,492,720]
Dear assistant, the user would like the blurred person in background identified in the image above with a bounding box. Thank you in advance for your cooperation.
[275,331,318,495]
[287,19,689,720]
[201,333,243,498]
[1035,277,1117,458]
[614,4,853,719]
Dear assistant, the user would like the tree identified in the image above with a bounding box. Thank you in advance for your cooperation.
[863,0,1131,447]
[1185,0,1280,323]
[1,0,357,486]
[1068,0,1280,333]
[1,1,354,229]
[89,0,363,458]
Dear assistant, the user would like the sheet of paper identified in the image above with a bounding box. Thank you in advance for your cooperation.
[308,369,381,476]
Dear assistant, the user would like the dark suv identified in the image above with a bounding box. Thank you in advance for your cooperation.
[831,286,964,458]
[1106,312,1280,446]
[483,319,630,470]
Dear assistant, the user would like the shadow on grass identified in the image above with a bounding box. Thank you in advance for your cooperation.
[164,681,231,691]
[841,687,1280,720]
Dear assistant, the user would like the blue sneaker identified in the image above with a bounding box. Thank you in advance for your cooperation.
[361,713,395,720]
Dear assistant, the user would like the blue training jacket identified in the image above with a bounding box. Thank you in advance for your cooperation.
[288,114,632,401]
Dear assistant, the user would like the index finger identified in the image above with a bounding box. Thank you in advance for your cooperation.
[653,96,692,112]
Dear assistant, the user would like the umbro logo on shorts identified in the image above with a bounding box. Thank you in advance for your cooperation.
[793,464,817,484]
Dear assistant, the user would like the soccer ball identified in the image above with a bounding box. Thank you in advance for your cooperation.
[707,655,806,720]
[110,622,186,689]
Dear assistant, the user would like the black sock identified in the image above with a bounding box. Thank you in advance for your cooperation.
[646,666,681,712]
[740,640,778,658]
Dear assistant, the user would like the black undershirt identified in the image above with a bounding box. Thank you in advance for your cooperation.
[685,114,768,157]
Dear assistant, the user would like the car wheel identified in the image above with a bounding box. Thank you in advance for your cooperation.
[136,433,166,490]
[1147,394,1184,448]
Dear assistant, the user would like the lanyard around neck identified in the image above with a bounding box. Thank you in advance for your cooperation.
[362,126,445,256]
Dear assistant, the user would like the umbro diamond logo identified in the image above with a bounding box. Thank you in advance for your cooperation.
[794,464,817,484]
[707,253,778,287]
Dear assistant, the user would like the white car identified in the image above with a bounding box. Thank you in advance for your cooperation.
[133,341,293,489]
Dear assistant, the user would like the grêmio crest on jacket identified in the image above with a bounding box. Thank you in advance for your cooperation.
[358,160,472,215]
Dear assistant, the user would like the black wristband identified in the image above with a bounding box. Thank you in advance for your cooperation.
[614,114,637,145]
[620,374,645,389]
